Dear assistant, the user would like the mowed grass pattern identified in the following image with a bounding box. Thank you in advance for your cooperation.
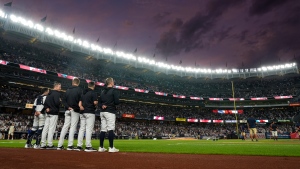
[0,139,300,156]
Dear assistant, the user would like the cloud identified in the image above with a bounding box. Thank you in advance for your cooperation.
[153,12,171,22]
[210,27,234,43]
[249,0,289,16]
[239,30,249,42]
[155,0,244,57]
[155,30,181,57]
[152,12,171,27]
[170,18,183,30]
[241,5,300,67]
[281,6,300,26]
[134,0,153,5]
[123,20,134,27]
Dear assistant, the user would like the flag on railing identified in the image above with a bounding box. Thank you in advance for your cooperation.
[41,15,47,22]
[4,2,12,7]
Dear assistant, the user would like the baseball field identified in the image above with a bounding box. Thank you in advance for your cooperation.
[0,139,299,168]
[1,139,300,156]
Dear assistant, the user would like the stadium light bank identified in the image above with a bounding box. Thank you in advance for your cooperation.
[0,9,298,75]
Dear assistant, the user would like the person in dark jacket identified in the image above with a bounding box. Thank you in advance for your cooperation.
[98,77,120,153]
[57,78,82,150]
[76,82,98,152]
[41,82,61,149]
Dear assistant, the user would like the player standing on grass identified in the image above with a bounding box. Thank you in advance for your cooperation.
[25,88,49,149]
[7,123,15,140]
[75,82,98,152]
[40,82,61,149]
[247,115,258,142]
[57,78,82,150]
[239,124,246,140]
[99,78,120,153]
[270,121,278,141]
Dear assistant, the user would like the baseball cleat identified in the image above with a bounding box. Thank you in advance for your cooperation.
[46,145,57,150]
[108,147,119,153]
[57,146,65,150]
[67,146,74,151]
[40,146,47,149]
[34,144,41,149]
[85,147,97,152]
[25,144,32,148]
[98,147,107,152]
[73,146,83,151]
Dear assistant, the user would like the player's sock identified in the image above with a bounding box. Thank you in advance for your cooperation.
[26,130,37,144]
[99,132,106,148]
[108,130,114,148]
[35,128,43,145]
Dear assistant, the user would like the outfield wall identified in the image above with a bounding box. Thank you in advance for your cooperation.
[265,133,291,139]
[290,133,299,139]
[245,133,266,139]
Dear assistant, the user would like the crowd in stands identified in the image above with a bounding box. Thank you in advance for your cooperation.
[0,85,38,105]
[116,104,296,120]
[0,104,297,139]
[1,36,300,98]
[114,121,295,138]
[0,114,32,139]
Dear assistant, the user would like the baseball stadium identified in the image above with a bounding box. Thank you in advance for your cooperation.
[0,1,300,169]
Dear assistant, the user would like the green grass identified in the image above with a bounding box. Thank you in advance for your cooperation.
[1,139,300,156]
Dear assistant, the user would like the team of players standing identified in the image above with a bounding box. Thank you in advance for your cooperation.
[25,77,120,152]
[24,77,300,149]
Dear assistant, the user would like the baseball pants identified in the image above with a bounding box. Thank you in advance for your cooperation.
[57,110,71,147]
[271,131,278,137]
[32,114,45,130]
[77,113,95,148]
[100,112,116,132]
[41,114,58,147]
[67,111,80,147]
[27,114,45,144]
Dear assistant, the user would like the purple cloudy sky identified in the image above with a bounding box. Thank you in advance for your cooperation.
[1,0,300,68]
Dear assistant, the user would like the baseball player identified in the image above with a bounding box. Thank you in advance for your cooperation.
[57,78,82,150]
[75,82,98,152]
[99,77,120,153]
[239,124,246,140]
[40,82,61,149]
[270,121,278,141]
[7,123,15,140]
[25,88,49,149]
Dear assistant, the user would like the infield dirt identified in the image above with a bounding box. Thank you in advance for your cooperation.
[0,148,299,169]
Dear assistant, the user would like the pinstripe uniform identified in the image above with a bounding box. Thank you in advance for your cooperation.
[41,88,61,149]
[99,86,120,152]
[25,94,47,148]
[77,88,98,151]
[58,85,82,150]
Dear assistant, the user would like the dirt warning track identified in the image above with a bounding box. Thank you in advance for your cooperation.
[0,148,298,169]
